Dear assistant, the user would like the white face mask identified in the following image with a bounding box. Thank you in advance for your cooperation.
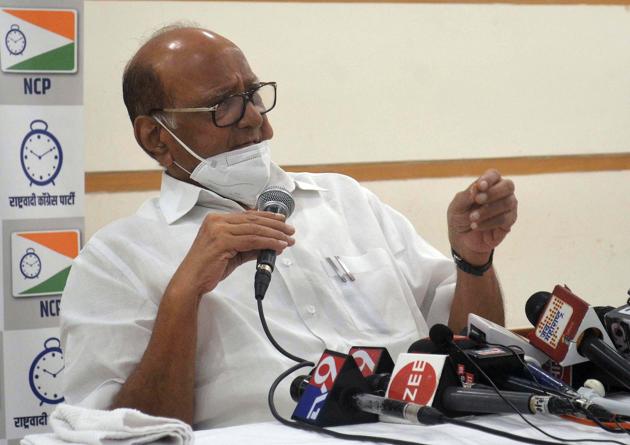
[155,117,272,207]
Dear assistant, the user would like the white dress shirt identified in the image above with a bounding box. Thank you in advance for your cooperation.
[60,168,456,429]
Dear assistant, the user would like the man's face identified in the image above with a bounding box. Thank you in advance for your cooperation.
[154,30,274,173]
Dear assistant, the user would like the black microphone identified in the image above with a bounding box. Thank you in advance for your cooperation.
[254,186,295,300]
[525,287,630,391]
[441,386,577,416]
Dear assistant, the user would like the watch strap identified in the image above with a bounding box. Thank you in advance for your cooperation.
[451,248,494,276]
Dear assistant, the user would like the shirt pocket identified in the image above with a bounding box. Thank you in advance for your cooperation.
[321,248,417,336]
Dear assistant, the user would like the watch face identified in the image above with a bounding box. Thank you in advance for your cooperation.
[5,27,26,56]
[29,339,65,405]
[20,127,63,186]
[20,250,41,279]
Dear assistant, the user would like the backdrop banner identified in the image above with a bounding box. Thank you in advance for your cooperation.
[0,0,84,441]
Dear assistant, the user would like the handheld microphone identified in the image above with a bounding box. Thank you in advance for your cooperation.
[254,187,295,300]
[525,286,630,390]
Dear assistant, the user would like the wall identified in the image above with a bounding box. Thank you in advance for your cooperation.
[83,0,630,328]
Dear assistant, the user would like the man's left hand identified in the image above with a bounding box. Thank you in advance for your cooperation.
[447,169,517,265]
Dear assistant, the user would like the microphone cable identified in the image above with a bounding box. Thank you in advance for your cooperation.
[446,337,628,445]
[257,298,310,364]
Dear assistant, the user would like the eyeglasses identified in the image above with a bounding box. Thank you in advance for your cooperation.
[159,82,277,128]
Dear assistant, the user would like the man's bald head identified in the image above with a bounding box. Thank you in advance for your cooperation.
[122,25,239,124]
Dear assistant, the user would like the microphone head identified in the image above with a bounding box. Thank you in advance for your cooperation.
[429,323,454,347]
[256,186,295,217]
[525,291,552,326]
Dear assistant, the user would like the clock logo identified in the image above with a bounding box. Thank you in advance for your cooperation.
[19,248,41,279]
[29,337,65,406]
[20,119,63,187]
[5,24,26,56]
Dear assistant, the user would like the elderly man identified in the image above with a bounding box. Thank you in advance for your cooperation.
[60,26,517,429]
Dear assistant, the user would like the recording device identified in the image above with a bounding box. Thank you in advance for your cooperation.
[467,313,551,367]
[526,286,630,390]
[254,186,295,300]
[421,324,525,386]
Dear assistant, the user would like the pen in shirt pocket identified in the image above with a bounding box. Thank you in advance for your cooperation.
[334,256,355,281]
[326,257,347,282]
[331,255,356,282]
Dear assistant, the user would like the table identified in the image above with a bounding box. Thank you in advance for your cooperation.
[195,409,630,445]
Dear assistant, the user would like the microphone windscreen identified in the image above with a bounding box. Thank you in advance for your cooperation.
[407,338,440,354]
[525,291,551,326]
[256,186,295,217]
[429,324,454,347]
[407,336,477,354]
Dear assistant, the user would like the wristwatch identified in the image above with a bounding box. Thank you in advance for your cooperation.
[451,248,494,276]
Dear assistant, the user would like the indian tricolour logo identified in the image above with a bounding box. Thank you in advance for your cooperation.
[0,8,77,73]
[11,230,80,298]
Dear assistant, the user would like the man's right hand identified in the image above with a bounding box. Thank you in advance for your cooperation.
[169,211,295,299]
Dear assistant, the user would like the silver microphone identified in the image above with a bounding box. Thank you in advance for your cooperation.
[254,187,294,300]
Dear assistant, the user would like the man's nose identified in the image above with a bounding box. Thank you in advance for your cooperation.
[237,99,264,129]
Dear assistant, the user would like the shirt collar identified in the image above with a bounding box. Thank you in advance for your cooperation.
[159,171,326,225]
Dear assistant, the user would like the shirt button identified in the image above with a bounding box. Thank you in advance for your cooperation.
[283,258,293,267]
[306,305,316,315]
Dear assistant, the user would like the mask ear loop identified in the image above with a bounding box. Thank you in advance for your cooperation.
[153,114,200,176]
[153,114,206,162]
[172,160,193,175]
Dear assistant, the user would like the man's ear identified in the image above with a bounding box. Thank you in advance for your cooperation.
[133,115,172,167]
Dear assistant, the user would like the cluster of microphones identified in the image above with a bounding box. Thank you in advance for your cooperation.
[288,285,630,430]
[253,187,630,437]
